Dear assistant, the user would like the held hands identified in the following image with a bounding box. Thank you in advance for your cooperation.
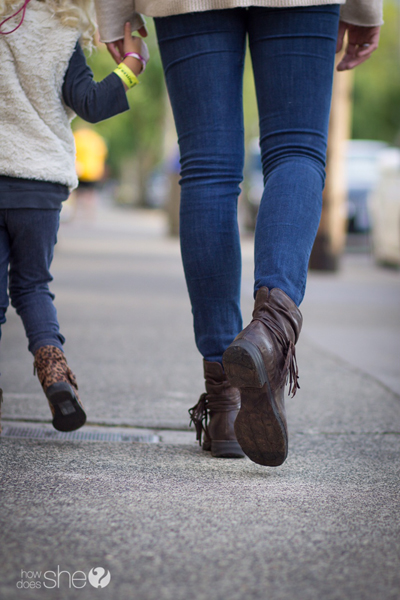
[112,23,149,91]
[107,22,148,67]
[336,21,380,71]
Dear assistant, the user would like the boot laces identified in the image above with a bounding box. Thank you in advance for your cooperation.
[283,340,299,398]
[188,393,208,446]
[188,392,240,446]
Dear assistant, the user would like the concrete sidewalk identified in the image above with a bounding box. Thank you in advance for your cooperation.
[1,205,399,600]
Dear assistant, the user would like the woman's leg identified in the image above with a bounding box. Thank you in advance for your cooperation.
[7,208,65,354]
[249,5,340,305]
[222,7,340,466]
[155,10,247,363]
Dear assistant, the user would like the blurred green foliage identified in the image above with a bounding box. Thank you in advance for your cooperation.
[243,50,259,144]
[352,0,400,144]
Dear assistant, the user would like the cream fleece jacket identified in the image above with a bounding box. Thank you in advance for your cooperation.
[0,2,79,189]
[94,0,383,43]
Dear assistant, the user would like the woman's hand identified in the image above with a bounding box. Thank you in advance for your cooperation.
[336,21,380,71]
[106,23,148,64]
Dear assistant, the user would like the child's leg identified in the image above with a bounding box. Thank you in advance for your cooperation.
[7,208,65,353]
[7,208,85,431]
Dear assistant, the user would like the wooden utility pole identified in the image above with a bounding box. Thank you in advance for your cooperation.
[309,60,354,270]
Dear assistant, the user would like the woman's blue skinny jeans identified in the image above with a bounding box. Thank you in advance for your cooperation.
[155,5,340,363]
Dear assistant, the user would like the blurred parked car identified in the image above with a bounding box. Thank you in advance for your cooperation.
[144,148,180,209]
[345,140,388,233]
[144,167,171,209]
[369,148,400,267]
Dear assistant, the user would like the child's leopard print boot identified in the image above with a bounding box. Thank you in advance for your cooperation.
[34,346,86,432]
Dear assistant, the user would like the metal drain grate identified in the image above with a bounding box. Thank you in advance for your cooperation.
[1,425,159,443]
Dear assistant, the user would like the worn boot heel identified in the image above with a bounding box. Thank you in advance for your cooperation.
[224,342,287,466]
[234,385,288,467]
[46,382,86,432]
[223,339,268,389]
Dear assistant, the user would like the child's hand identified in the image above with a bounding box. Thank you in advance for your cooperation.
[122,22,149,74]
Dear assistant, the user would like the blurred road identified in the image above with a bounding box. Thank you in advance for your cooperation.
[0,201,399,600]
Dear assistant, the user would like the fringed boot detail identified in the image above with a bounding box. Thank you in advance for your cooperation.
[223,287,302,466]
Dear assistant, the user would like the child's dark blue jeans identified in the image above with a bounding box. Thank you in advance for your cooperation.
[0,208,65,354]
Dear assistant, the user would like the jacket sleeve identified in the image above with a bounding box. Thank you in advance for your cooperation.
[62,43,130,124]
[340,0,384,26]
[94,0,145,43]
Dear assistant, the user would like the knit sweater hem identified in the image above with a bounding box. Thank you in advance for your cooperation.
[139,0,383,25]
[95,0,383,43]
[138,0,345,15]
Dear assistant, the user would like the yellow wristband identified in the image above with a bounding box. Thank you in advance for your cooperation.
[114,63,139,89]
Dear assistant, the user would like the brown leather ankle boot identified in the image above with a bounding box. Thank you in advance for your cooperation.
[222,287,302,467]
[189,360,245,459]
[34,345,86,432]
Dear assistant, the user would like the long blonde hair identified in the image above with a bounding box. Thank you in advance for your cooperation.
[0,0,96,48]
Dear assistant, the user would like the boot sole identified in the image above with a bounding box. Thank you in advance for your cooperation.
[46,382,86,432]
[223,339,287,467]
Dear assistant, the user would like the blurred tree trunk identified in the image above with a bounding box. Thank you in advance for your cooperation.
[309,60,354,271]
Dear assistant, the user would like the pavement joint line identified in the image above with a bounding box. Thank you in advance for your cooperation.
[1,421,399,439]
[1,417,192,432]
[8,415,400,436]
[301,333,400,399]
